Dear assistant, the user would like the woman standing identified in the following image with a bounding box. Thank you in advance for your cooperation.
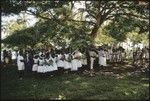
[64,51,72,73]
[98,48,107,68]
[71,50,80,72]
[37,54,46,74]
[32,54,39,73]
[17,50,25,80]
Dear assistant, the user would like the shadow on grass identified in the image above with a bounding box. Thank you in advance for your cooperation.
[0,63,149,100]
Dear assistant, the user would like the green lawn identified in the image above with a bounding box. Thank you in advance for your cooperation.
[0,63,149,100]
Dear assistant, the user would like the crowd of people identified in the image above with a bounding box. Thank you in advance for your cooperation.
[1,45,149,78]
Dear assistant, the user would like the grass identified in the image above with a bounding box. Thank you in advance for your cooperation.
[0,63,149,100]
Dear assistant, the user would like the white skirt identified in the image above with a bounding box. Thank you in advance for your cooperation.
[99,56,107,66]
[77,60,82,68]
[5,57,9,63]
[57,60,64,68]
[37,65,46,73]
[32,64,38,71]
[81,59,87,65]
[64,61,72,69]
[71,59,78,71]
[17,63,25,70]
[52,63,58,71]
[45,65,53,72]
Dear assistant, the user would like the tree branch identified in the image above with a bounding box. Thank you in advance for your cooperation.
[26,10,51,20]
[67,19,96,25]
[26,9,95,25]
[115,13,149,20]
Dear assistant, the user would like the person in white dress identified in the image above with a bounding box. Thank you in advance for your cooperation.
[17,50,25,79]
[50,53,58,75]
[56,50,65,74]
[71,50,80,72]
[64,51,72,73]
[81,52,87,66]
[88,48,98,76]
[45,55,53,73]
[32,54,39,72]
[117,50,121,62]
[145,47,149,62]
[1,51,3,63]
[76,50,82,68]
[108,48,113,62]
[56,53,65,68]
[37,54,46,73]
[98,48,107,68]
[11,50,17,63]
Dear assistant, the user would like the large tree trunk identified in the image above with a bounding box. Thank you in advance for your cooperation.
[91,24,99,38]
[91,16,103,38]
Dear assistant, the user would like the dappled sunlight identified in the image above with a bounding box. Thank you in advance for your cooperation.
[141,78,149,81]
[1,59,149,99]
[142,84,149,87]
[55,94,66,100]
[64,80,71,84]
[74,77,81,81]
[80,82,89,88]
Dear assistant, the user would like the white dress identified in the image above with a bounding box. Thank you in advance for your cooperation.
[108,49,113,61]
[51,56,58,71]
[17,55,25,70]
[12,51,17,60]
[71,57,78,71]
[98,50,107,66]
[71,51,82,71]
[106,51,109,60]
[32,58,39,72]
[1,51,3,62]
[56,54,64,68]
[37,58,45,73]
[145,49,149,59]
[89,51,97,70]
[45,58,53,72]
[64,54,72,69]
[76,52,82,68]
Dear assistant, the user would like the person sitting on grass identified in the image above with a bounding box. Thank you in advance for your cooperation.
[17,50,25,80]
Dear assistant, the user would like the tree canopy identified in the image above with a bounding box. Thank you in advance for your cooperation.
[1,0,149,49]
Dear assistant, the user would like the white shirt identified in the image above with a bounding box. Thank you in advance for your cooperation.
[17,55,24,65]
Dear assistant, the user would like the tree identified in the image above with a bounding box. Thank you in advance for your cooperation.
[80,1,149,37]
[2,1,148,37]
[1,0,149,49]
